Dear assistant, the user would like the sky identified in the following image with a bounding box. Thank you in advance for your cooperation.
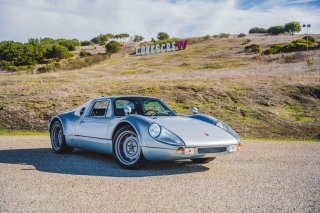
[0,0,319,43]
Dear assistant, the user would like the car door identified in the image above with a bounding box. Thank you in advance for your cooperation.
[76,99,111,152]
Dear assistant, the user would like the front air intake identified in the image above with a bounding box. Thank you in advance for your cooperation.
[198,147,227,154]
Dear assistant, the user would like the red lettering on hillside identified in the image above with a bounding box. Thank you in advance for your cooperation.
[176,40,188,50]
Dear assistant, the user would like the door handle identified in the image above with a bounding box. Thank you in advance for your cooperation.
[81,120,84,123]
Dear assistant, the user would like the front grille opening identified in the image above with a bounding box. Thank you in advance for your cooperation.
[198,147,227,154]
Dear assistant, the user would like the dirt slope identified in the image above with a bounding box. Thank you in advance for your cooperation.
[0,34,319,140]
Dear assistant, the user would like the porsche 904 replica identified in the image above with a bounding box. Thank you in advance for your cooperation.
[48,96,242,169]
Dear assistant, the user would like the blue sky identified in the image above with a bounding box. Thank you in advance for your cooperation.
[0,0,319,42]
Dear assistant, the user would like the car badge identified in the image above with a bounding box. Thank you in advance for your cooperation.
[205,133,209,136]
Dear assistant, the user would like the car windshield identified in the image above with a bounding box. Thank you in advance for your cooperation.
[114,97,177,116]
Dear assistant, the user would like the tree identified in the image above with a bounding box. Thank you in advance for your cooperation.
[249,27,267,34]
[105,41,121,53]
[133,35,144,42]
[157,32,169,40]
[267,26,285,35]
[50,44,69,60]
[284,21,301,35]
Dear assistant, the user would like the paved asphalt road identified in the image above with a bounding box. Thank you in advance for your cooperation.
[0,136,319,213]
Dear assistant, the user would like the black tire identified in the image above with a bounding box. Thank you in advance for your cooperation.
[113,126,147,169]
[50,121,74,154]
[191,157,216,164]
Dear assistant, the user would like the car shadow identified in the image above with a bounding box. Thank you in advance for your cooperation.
[0,148,209,177]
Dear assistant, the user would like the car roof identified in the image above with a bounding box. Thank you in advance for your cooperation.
[92,95,160,101]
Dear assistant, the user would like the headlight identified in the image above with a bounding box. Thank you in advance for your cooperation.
[215,121,241,143]
[148,123,185,146]
[215,121,226,130]
[149,123,161,138]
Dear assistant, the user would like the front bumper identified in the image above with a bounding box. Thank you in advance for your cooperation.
[142,144,240,161]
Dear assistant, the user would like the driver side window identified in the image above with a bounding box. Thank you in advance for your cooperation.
[89,100,109,117]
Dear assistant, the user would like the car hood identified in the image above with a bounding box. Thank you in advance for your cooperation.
[154,117,238,147]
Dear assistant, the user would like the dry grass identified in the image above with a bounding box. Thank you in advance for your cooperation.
[0,34,319,140]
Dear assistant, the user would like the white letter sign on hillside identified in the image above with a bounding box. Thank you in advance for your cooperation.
[136,40,187,56]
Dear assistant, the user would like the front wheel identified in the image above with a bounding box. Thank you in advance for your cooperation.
[191,157,216,164]
[113,126,147,169]
[50,121,74,154]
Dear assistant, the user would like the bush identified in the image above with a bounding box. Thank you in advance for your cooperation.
[53,62,61,69]
[249,27,267,34]
[105,41,122,54]
[267,26,285,35]
[212,35,219,38]
[264,48,277,55]
[245,44,260,53]
[238,33,246,38]
[38,65,52,73]
[302,36,316,43]
[271,44,282,50]
[202,34,212,41]
[157,32,169,40]
[80,50,91,57]
[264,44,282,55]
[81,40,93,46]
[219,33,230,38]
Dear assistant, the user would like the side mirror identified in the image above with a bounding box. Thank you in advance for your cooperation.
[124,106,132,115]
[191,107,198,114]
[80,107,85,116]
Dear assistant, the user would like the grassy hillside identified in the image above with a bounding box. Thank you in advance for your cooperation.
[0,34,319,140]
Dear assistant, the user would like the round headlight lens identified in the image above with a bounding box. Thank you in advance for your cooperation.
[149,123,161,138]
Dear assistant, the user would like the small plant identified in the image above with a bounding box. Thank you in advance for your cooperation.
[53,62,61,69]
[264,44,282,55]
[81,40,93,46]
[219,33,230,38]
[284,55,293,63]
[245,44,260,53]
[202,34,212,41]
[80,50,91,57]
[306,58,314,71]
[38,65,52,73]
[238,33,246,38]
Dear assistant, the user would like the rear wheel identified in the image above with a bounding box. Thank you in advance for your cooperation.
[191,157,216,164]
[50,121,74,154]
[113,126,147,169]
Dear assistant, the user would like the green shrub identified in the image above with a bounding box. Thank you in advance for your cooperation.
[38,65,52,73]
[264,48,277,55]
[267,26,285,35]
[245,44,260,53]
[219,33,230,38]
[53,62,61,69]
[264,44,283,55]
[81,40,93,46]
[105,41,122,54]
[238,33,246,38]
[249,27,267,34]
[80,50,91,57]
[270,44,282,51]
[157,32,169,40]
[302,36,316,43]
[202,34,212,41]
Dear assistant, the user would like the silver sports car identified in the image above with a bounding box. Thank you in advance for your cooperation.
[48,95,242,169]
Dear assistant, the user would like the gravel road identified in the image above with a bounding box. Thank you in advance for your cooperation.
[0,136,319,213]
